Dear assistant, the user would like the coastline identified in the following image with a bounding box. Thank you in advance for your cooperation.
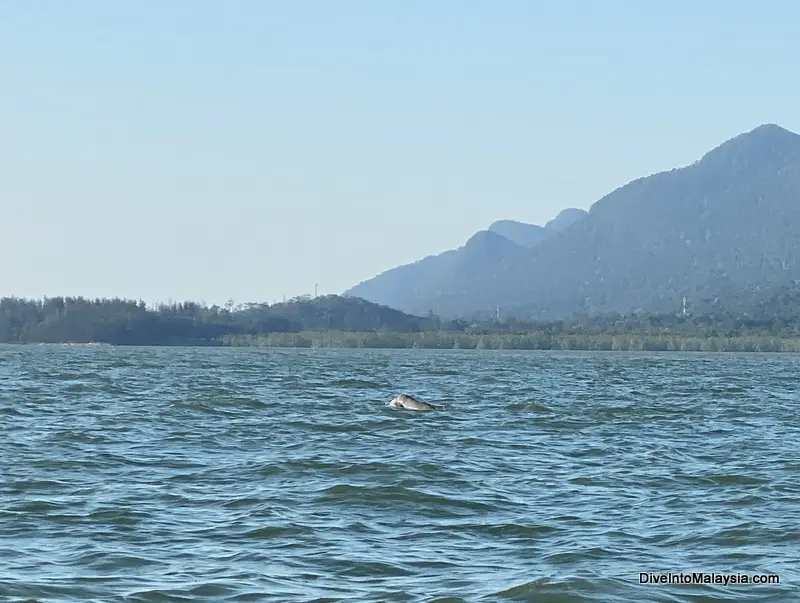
[221,330,800,352]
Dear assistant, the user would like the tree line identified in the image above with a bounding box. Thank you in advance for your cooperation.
[0,294,435,345]
[2,293,800,349]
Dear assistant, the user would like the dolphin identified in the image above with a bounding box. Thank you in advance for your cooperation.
[388,394,444,411]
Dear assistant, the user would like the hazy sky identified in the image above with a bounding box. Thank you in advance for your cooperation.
[2,1,798,305]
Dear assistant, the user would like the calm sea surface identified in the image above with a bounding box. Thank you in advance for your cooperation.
[1,346,799,602]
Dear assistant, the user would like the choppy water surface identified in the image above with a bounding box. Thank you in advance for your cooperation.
[1,346,799,602]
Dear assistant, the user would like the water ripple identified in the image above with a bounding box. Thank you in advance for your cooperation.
[1,346,799,601]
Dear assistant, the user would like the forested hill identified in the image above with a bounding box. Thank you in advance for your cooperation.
[345,123,800,319]
[5,283,800,347]
[0,295,438,345]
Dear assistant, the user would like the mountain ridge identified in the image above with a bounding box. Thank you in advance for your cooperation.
[344,208,588,312]
[345,123,800,319]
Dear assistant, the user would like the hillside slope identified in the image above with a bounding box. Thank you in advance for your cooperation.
[345,210,586,311]
[344,230,528,313]
[499,123,800,318]
[544,208,589,232]
[347,123,800,318]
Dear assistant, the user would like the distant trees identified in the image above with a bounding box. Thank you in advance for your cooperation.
[3,291,800,349]
[222,330,800,352]
[0,294,437,345]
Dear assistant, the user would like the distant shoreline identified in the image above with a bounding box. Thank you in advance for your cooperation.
[9,331,800,354]
[2,331,800,354]
[3,295,800,352]
[9,330,791,352]
[219,330,800,352]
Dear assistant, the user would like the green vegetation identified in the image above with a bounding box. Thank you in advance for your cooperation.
[222,331,800,352]
[0,294,434,345]
[3,293,800,351]
[345,124,800,320]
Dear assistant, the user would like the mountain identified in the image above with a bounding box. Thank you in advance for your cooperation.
[544,208,589,232]
[487,220,550,247]
[346,123,800,318]
[483,208,588,248]
[345,209,586,313]
[343,229,529,314]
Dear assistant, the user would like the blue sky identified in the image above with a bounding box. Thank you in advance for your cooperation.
[2,0,798,305]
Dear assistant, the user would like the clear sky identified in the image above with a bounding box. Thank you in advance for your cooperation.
[2,0,798,306]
